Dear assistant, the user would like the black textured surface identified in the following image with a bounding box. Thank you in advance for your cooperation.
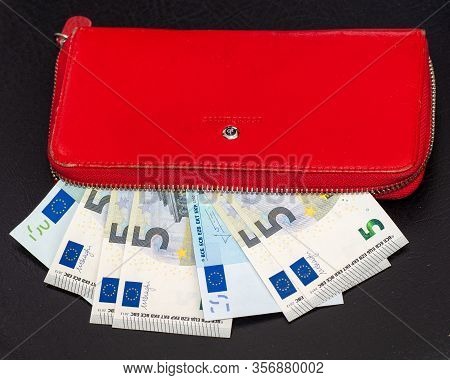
[1,0,449,360]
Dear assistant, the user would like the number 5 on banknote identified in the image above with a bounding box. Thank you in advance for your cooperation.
[213,196,318,321]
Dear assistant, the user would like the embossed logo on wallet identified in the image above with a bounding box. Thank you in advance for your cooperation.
[201,116,262,125]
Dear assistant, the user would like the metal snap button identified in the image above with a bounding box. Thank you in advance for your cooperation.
[222,125,239,140]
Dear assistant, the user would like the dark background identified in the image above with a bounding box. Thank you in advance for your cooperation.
[1,0,449,360]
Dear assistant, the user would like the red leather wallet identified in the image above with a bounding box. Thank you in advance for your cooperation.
[48,17,435,199]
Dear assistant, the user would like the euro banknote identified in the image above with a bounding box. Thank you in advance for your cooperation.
[228,193,404,314]
[44,189,111,301]
[112,191,232,338]
[229,193,391,289]
[10,180,85,268]
[186,190,280,320]
[213,196,314,321]
[90,190,133,325]
[187,191,343,320]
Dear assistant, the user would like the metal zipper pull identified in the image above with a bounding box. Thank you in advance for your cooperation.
[54,16,92,47]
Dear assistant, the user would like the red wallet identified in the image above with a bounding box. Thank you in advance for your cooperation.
[48,16,435,199]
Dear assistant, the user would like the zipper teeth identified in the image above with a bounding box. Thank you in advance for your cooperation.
[48,39,62,158]
[49,51,436,195]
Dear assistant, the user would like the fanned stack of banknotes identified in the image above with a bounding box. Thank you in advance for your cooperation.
[10,181,408,338]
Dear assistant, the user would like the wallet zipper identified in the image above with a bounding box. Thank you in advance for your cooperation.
[49,23,436,195]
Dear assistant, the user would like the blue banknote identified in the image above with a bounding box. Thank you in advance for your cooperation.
[187,191,280,320]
